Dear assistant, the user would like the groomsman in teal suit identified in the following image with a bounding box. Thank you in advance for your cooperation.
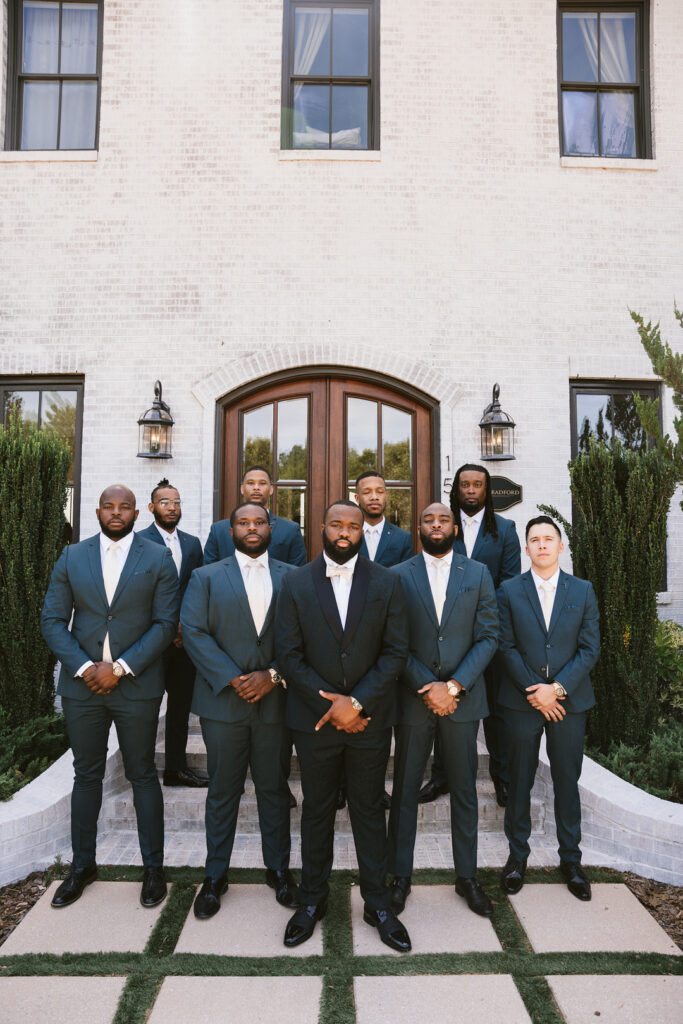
[139,479,206,788]
[41,485,179,909]
[180,503,298,919]
[388,503,499,917]
[497,516,600,902]
[356,471,414,568]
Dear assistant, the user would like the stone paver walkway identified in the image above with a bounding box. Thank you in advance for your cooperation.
[1,871,680,1024]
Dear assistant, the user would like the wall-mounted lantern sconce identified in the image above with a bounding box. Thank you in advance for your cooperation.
[479,383,515,461]
[137,380,174,459]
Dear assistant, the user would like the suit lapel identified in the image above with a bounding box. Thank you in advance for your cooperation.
[342,555,370,643]
[470,524,486,562]
[440,555,467,628]
[87,536,108,607]
[177,530,192,586]
[110,535,144,608]
[223,558,259,639]
[373,522,391,564]
[410,555,440,627]
[260,560,286,637]
[312,555,344,642]
[547,571,570,637]
[521,572,547,634]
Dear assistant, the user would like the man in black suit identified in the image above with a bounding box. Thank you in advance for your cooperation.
[203,466,307,567]
[419,463,521,808]
[356,471,414,567]
[181,503,297,918]
[275,501,411,952]
[139,479,207,789]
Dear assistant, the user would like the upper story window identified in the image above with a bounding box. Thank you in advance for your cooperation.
[569,378,660,458]
[281,0,379,151]
[5,1,103,151]
[558,3,651,158]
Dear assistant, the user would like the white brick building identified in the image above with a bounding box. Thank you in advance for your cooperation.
[0,0,681,618]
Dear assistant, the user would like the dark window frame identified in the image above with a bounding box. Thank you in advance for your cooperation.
[557,1,651,159]
[0,375,85,542]
[4,0,104,152]
[281,0,380,151]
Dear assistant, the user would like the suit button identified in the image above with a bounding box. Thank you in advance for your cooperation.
[432,663,438,670]
[341,652,348,659]
[108,615,113,621]
[438,636,444,642]
[97,641,102,647]
[546,643,551,649]
[256,639,262,646]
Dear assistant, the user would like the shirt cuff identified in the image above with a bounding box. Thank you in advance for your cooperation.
[117,658,134,677]
[75,661,94,677]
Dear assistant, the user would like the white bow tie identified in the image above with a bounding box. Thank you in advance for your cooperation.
[326,563,354,579]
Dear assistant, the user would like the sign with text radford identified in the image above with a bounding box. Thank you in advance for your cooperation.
[490,476,523,512]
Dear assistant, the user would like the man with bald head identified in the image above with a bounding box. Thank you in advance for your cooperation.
[387,503,498,918]
[42,485,179,910]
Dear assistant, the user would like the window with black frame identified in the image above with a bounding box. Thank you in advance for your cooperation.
[558,3,650,158]
[281,0,379,151]
[570,379,660,457]
[0,377,84,541]
[5,0,103,151]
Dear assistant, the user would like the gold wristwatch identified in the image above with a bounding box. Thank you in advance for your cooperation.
[350,696,364,713]
[446,681,462,697]
[112,661,126,678]
[552,682,566,698]
[269,668,286,689]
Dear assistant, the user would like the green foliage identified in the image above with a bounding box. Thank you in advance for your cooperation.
[540,436,676,752]
[630,304,683,510]
[655,619,683,722]
[0,413,71,727]
[0,709,69,801]
[588,720,682,803]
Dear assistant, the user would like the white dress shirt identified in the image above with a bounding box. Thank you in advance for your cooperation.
[531,566,560,629]
[460,508,485,558]
[323,551,358,629]
[155,521,182,576]
[235,548,273,635]
[363,518,385,561]
[423,549,453,624]
[76,530,135,677]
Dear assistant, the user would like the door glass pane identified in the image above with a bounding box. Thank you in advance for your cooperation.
[60,81,97,149]
[23,1,59,74]
[21,81,59,149]
[61,2,98,74]
[386,488,412,533]
[382,405,411,481]
[576,393,610,451]
[562,13,598,83]
[3,390,40,431]
[242,404,273,470]
[600,13,635,83]
[562,91,598,156]
[43,390,77,481]
[599,91,636,158]
[609,394,646,451]
[331,85,367,149]
[293,83,330,149]
[347,398,377,480]
[277,398,308,480]
[332,9,368,76]
[276,486,306,535]
[294,8,331,75]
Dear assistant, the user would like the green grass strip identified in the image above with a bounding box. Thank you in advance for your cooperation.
[514,976,565,1024]
[111,974,161,1024]
[144,882,197,957]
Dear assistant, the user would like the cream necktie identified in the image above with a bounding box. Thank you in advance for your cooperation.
[430,558,449,624]
[102,541,120,663]
[365,526,380,560]
[539,581,555,630]
[166,532,182,576]
[464,518,477,558]
[245,560,268,635]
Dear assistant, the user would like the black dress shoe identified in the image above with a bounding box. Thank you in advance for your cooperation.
[288,788,297,808]
[417,779,449,804]
[363,906,412,952]
[51,864,97,908]
[455,876,493,917]
[284,900,327,947]
[561,862,591,902]
[501,855,526,895]
[266,868,299,909]
[140,866,167,908]
[390,876,411,914]
[194,875,229,919]
[336,785,346,810]
[382,790,392,810]
[492,776,509,807]
[163,768,209,788]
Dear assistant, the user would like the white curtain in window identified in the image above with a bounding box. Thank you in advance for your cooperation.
[23,1,59,73]
[293,10,330,99]
[576,14,632,83]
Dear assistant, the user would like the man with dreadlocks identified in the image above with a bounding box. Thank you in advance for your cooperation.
[418,463,521,808]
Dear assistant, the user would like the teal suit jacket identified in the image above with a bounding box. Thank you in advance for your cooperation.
[360,521,413,567]
[453,513,521,589]
[180,555,293,723]
[203,515,306,567]
[41,533,180,701]
[392,553,498,723]
[497,570,600,714]
[138,523,203,598]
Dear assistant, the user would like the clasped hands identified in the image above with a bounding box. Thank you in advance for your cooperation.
[81,662,120,695]
[525,683,566,722]
[418,681,459,716]
[315,691,370,733]
[230,670,276,703]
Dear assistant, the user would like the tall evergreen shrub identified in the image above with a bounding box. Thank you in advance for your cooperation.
[540,437,676,752]
[0,415,71,727]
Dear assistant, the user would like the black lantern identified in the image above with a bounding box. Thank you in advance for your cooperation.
[479,383,515,461]
[137,381,174,459]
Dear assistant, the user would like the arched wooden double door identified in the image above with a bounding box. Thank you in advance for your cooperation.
[219,369,436,560]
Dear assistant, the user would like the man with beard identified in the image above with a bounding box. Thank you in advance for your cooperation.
[419,463,520,808]
[180,503,297,918]
[139,479,206,788]
[388,503,498,917]
[275,500,411,952]
[41,485,179,909]
[203,466,307,567]
[356,471,413,567]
